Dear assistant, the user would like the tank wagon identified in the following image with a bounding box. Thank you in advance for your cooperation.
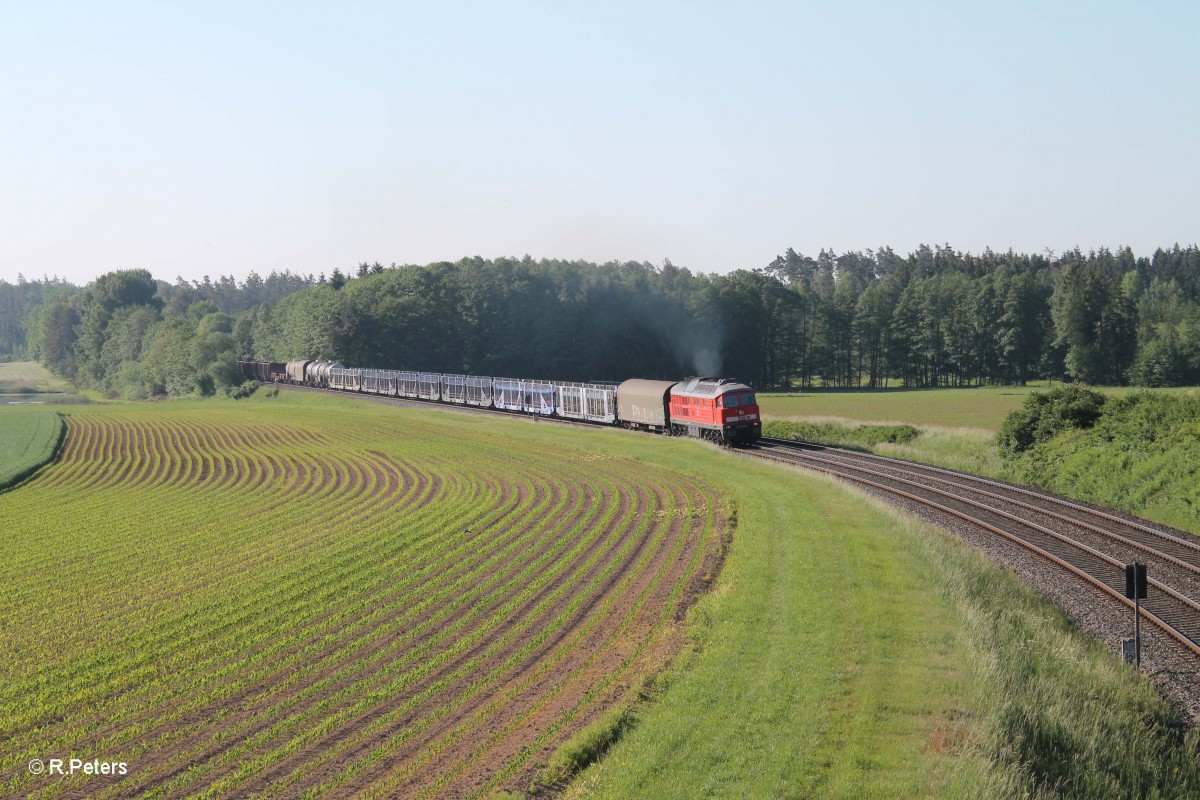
[287,361,761,445]
[305,360,344,388]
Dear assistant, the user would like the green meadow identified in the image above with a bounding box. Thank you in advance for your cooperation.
[760,383,1200,431]
[542,421,1198,799]
[0,360,74,393]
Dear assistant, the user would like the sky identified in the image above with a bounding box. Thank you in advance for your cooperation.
[1,0,1197,287]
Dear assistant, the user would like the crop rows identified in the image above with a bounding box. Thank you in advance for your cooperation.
[1,403,728,798]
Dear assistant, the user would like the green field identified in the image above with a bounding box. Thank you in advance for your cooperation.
[3,391,1196,798]
[760,384,1200,431]
[0,407,63,489]
[3,394,728,798]
[0,360,73,393]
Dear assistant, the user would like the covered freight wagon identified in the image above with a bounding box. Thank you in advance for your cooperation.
[285,359,313,384]
[238,360,283,382]
[615,379,677,431]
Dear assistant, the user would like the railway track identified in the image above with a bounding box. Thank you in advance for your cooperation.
[751,437,1200,663]
[279,382,1200,669]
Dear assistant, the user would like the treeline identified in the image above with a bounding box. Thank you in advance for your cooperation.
[250,244,1200,389]
[2,269,317,398]
[5,244,1200,399]
[761,243,1200,388]
[0,270,317,359]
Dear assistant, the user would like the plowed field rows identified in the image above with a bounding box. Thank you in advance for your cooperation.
[1,401,728,799]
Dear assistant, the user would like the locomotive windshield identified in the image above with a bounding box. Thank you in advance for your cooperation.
[721,394,739,408]
[742,393,756,406]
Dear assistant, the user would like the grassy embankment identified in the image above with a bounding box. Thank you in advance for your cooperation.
[999,389,1200,535]
[0,407,64,489]
[0,361,90,405]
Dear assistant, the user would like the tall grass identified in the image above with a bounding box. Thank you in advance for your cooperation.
[887,500,1200,798]
[0,360,74,393]
[764,419,919,448]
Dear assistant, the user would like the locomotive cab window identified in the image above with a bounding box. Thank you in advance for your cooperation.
[722,394,739,408]
[742,393,756,406]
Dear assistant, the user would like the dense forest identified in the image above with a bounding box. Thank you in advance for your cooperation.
[3,243,1199,399]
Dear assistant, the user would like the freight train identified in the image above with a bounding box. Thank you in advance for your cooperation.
[238,359,762,445]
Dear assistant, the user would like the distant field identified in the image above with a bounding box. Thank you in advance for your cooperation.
[0,407,62,488]
[760,384,1200,431]
[0,360,73,393]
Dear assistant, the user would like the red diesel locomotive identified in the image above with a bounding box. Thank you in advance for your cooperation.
[668,377,761,444]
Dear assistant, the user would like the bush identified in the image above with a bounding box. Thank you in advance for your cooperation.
[996,385,1106,456]
[223,380,260,400]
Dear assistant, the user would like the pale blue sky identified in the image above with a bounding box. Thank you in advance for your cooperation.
[1,1,1196,285]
